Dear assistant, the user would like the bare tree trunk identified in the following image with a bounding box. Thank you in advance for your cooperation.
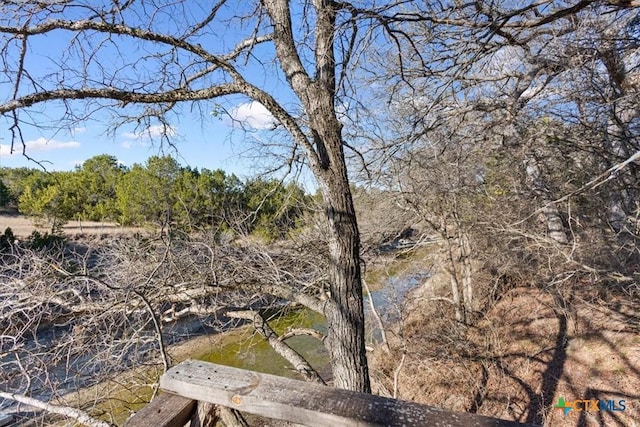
[449,270,464,323]
[524,154,569,244]
[441,213,466,323]
[264,0,370,393]
[452,200,473,319]
[460,231,474,318]
[310,74,369,392]
[444,238,464,323]
[319,158,370,393]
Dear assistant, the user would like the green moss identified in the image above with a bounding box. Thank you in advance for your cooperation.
[196,309,328,379]
[66,365,164,426]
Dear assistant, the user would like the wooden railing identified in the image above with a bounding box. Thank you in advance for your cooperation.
[125,360,539,427]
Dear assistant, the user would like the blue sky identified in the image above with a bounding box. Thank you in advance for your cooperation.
[0,98,278,179]
[0,1,298,180]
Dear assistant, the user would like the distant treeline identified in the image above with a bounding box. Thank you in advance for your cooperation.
[0,155,308,238]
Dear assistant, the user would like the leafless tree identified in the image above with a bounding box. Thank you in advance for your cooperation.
[346,0,639,322]
[0,0,440,394]
[2,0,638,422]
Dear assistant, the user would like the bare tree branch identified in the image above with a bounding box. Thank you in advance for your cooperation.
[0,391,112,427]
[226,310,326,384]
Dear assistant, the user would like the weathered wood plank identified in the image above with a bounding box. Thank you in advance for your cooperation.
[160,360,539,427]
[124,393,195,427]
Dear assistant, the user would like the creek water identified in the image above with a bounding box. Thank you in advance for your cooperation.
[195,271,429,380]
[196,309,330,379]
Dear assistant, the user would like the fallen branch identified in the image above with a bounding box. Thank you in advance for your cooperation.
[0,391,112,427]
[393,352,406,399]
[363,278,390,353]
[278,327,326,343]
[226,310,326,385]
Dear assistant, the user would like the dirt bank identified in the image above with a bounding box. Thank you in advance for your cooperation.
[371,273,640,426]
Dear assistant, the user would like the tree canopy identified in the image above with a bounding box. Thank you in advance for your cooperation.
[8,155,307,237]
[0,180,9,207]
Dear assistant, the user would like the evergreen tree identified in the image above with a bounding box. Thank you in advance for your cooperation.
[243,178,307,240]
[76,155,126,221]
[19,171,81,231]
[0,180,9,207]
[116,156,181,228]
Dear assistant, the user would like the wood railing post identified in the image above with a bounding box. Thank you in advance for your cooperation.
[189,401,218,427]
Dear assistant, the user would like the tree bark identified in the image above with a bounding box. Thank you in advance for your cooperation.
[307,90,370,392]
[264,0,371,392]
[320,169,370,392]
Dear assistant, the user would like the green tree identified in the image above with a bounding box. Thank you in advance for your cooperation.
[76,154,126,221]
[243,178,307,240]
[18,171,53,217]
[171,167,201,230]
[0,179,9,207]
[19,171,81,231]
[116,164,152,226]
[172,167,242,231]
[116,156,181,228]
[0,167,41,205]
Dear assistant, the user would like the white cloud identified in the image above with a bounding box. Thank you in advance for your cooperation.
[0,137,80,156]
[227,101,276,130]
[0,145,12,156]
[122,124,177,140]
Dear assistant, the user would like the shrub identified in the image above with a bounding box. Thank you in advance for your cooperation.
[25,230,66,250]
[0,227,15,252]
